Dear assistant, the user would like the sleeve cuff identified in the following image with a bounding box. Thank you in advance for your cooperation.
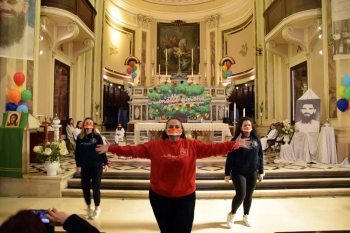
[233,143,240,150]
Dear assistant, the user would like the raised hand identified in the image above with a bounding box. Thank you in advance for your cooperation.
[235,133,251,148]
[96,140,110,154]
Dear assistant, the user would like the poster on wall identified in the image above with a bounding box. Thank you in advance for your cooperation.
[331,0,350,60]
[0,0,35,60]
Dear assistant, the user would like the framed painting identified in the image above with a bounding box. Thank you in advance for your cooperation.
[5,111,22,127]
[157,22,200,75]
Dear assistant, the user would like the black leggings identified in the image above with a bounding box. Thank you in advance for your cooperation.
[230,171,257,215]
[81,166,103,206]
[149,188,196,233]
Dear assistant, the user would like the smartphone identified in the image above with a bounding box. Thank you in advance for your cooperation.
[31,209,49,223]
[31,210,54,233]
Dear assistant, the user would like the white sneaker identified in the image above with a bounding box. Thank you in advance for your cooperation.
[243,214,252,227]
[226,212,235,229]
[85,208,93,219]
[91,209,101,219]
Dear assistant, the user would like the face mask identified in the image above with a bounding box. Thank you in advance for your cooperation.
[242,126,252,133]
[167,128,182,139]
[84,123,94,129]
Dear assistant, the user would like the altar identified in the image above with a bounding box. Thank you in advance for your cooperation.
[134,123,232,145]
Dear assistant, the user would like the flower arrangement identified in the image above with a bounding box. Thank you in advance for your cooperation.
[33,141,67,163]
[278,119,295,137]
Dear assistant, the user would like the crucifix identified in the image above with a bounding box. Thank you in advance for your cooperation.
[173,48,186,74]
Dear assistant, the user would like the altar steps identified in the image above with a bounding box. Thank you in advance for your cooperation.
[61,158,350,198]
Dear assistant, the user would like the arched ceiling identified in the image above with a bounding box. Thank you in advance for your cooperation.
[109,0,252,20]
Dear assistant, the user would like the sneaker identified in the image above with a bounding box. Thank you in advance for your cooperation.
[85,208,93,219]
[226,212,235,229]
[91,209,101,219]
[243,214,252,227]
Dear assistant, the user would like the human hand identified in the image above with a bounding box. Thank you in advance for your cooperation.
[46,208,69,226]
[224,176,231,183]
[258,174,263,182]
[96,140,110,154]
[103,165,108,172]
[76,167,81,173]
[235,134,251,148]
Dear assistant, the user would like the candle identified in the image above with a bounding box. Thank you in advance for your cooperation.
[243,108,245,117]
[204,48,206,62]
[152,66,154,77]
[152,48,155,61]
[191,48,194,62]
[158,64,160,75]
[166,48,167,61]
[234,103,236,125]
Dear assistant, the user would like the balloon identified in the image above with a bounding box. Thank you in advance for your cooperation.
[349,100,350,110]
[131,72,137,79]
[337,86,345,98]
[16,105,28,113]
[18,100,29,107]
[344,86,350,100]
[14,86,23,93]
[132,65,137,72]
[13,72,25,86]
[227,70,233,77]
[337,99,348,112]
[21,89,32,102]
[226,61,232,70]
[8,90,21,104]
[5,102,17,111]
[342,74,350,87]
[222,73,228,79]
[222,65,227,72]
[126,67,132,74]
[129,61,135,68]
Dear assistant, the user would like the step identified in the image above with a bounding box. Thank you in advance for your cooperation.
[67,178,350,190]
[61,188,350,199]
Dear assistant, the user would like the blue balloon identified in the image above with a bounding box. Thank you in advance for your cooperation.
[5,102,17,111]
[131,72,137,79]
[336,99,348,112]
[227,70,233,77]
[16,105,28,113]
[342,74,350,87]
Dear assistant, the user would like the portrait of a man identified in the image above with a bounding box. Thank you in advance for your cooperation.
[0,0,35,60]
[295,99,320,133]
[5,111,22,127]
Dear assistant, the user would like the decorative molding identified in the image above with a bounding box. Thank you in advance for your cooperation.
[239,43,248,56]
[110,44,119,55]
[137,14,152,29]
[205,14,220,28]
[282,25,306,50]
[266,40,289,66]
[72,38,95,62]
[40,16,54,48]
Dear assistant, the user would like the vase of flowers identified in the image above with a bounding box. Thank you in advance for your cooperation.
[33,141,66,176]
[278,119,295,145]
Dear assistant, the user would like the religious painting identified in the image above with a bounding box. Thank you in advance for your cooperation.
[5,111,22,127]
[157,22,200,75]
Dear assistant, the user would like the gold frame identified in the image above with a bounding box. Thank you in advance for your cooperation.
[5,111,22,127]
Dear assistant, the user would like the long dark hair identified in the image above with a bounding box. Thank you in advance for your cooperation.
[0,210,47,233]
[161,117,187,140]
[75,120,82,128]
[233,116,258,139]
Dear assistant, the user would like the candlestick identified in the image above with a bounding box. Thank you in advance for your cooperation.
[243,108,245,117]
[159,64,160,75]
[204,48,206,62]
[203,62,208,86]
[166,48,167,62]
[152,48,155,61]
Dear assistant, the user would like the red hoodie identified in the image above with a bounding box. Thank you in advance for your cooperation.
[108,138,239,197]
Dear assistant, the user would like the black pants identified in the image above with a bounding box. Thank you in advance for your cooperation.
[81,166,103,206]
[149,188,196,233]
[230,171,257,215]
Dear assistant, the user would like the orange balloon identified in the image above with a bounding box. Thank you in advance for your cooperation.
[8,90,21,104]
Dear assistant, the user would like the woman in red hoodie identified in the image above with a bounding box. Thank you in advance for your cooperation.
[96,117,250,233]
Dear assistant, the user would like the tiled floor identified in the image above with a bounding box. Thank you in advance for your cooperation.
[0,196,349,232]
[28,151,350,177]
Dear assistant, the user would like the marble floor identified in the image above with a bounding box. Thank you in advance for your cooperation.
[0,196,349,233]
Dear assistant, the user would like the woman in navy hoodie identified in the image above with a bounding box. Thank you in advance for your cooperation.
[225,116,264,229]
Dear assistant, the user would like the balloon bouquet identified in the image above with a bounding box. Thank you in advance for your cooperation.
[6,72,32,113]
[220,56,236,80]
[336,74,350,112]
[124,56,140,79]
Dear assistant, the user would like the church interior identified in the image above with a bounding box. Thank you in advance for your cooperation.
[1,0,350,232]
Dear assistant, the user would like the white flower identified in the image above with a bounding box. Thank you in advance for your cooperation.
[59,149,66,155]
[44,148,52,155]
[33,146,42,153]
[59,143,66,149]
